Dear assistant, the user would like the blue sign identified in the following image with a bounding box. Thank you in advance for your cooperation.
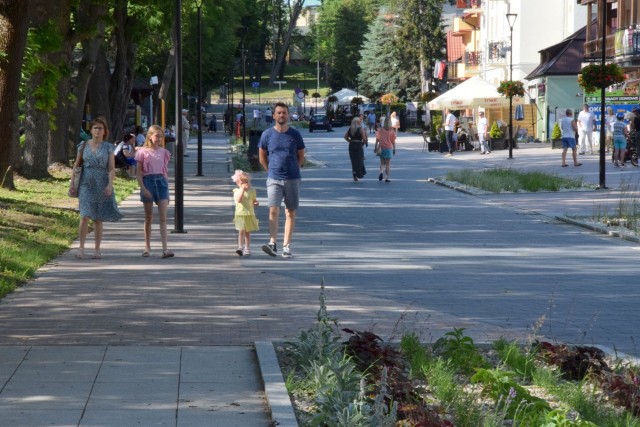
[252,82,260,88]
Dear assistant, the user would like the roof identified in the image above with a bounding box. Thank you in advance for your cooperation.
[525,25,587,80]
[447,30,464,62]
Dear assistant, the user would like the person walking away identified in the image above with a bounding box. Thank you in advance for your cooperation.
[264,107,272,125]
[375,117,397,182]
[258,102,306,258]
[367,111,376,135]
[208,114,217,132]
[444,109,457,157]
[253,108,262,127]
[560,109,581,167]
[181,109,190,156]
[135,125,174,258]
[70,116,123,259]
[612,112,629,167]
[223,109,232,134]
[477,111,490,154]
[605,107,615,154]
[344,117,367,181]
[231,169,259,256]
[390,111,400,135]
[577,103,596,154]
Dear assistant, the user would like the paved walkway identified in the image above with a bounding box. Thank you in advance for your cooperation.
[0,128,639,426]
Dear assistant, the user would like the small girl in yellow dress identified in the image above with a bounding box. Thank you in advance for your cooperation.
[231,170,259,256]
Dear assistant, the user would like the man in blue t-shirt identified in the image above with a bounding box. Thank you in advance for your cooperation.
[258,102,306,258]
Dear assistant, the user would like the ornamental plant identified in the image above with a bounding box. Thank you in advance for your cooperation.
[489,121,504,139]
[497,80,525,98]
[578,63,625,93]
[551,122,561,140]
[380,93,398,105]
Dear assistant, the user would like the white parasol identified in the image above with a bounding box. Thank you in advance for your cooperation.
[428,76,525,110]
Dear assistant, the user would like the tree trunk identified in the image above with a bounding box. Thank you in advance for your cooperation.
[21,0,62,178]
[22,69,51,178]
[0,0,31,189]
[48,1,73,166]
[67,1,108,159]
[88,50,113,127]
[109,0,136,143]
[156,12,177,126]
[268,0,305,86]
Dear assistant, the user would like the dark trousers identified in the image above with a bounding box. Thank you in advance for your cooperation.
[445,130,454,154]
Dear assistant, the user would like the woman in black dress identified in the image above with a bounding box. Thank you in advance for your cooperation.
[344,117,367,181]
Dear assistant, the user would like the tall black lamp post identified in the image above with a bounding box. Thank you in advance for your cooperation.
[506,13,517,160]
[597,2,608,189]
[173,0,185,233]
[240,27,248,145]
[195,0,203,176]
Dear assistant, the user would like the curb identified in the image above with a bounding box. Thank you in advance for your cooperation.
[255,341,299,427]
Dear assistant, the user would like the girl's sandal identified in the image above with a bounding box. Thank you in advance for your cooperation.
[161,251,174,258]
[141,250,151,257]
[75,249,85,259]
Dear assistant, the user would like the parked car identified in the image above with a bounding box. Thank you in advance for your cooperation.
[309,114,333,132]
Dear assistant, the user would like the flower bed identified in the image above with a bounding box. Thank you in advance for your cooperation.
[278,288,640,426]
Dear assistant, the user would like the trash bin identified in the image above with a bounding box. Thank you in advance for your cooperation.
[248,130,262,170]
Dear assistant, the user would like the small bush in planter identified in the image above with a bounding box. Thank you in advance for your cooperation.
[551,122,561,140]
[489,122,504,139]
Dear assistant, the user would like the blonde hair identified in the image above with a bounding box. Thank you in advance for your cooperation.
[231,169,251,185]
[349,117,361,135]
[144,125,165,148]
[382,116,392,130]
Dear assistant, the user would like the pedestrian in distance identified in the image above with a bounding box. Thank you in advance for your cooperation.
[367,111,376,135]
[390,111,400,135]
[344,117,367,181]
[577,103,596,155]
[114,133,138,177]
[605,107,615,154]
[444,109,457,157]
[258,102,306,258]
[231,169,260,256]
[70,116,123,259]
[181,109,190,156]
[477,110,491,154]
[374,116,396,183]
[612,112,629,167]
[135,125,174,259]
[560,109,582,167]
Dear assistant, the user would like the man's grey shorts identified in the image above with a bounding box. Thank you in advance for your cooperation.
[266,178,300,210]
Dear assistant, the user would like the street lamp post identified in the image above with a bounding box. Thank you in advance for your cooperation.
[506,13,517,160]
[195,0,203,176]
[240,27,248,145]
[173,0,185,233]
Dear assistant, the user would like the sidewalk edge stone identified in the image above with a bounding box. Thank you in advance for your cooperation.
[255,340,299,427]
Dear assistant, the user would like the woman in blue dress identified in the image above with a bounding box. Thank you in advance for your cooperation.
[70,116,123,259]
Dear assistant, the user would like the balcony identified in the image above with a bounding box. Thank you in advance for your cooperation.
[613,26,640,67]
[487,40,509,65]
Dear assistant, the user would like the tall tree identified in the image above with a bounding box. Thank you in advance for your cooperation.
[268,0,305,86]
[313,0,379,91]
[392,0,448,97]
[0,0,32,189]
[358,10,400,99]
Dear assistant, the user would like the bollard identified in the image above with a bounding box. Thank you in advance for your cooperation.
[235,120,241,138]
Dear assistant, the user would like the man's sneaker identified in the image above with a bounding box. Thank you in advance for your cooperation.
[262,242,277,257]
[282,245,292,258]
